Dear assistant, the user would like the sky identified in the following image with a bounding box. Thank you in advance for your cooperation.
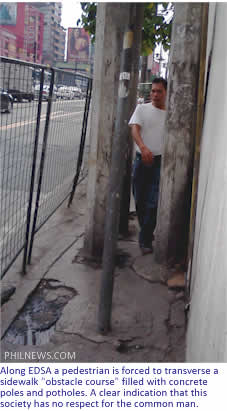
[61,1,83,29]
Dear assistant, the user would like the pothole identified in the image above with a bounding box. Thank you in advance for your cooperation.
[3,280,77,346]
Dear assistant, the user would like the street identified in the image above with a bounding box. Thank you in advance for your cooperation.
[0,97,88,275]
[1,98,86,196]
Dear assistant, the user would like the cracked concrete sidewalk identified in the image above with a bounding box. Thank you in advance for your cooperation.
[0,180,186,363]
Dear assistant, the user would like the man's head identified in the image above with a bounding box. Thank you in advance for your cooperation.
[150,77,167,110]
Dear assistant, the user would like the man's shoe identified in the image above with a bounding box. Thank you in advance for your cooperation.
[140,245,153,255]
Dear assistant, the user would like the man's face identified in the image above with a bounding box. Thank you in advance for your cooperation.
[150,82,167,109]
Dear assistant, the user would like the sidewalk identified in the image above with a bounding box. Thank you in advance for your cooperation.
[0,179,186,363]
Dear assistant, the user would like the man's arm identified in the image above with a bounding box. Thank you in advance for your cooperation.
[131,124,153,164]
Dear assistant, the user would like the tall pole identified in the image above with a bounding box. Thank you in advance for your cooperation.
[33,41,37,63]
[119,4,144,236]
[159,44,162,76]
[83,3,131,258]
[186,3,209,295]
[98,5,138,334]
[155,3,204,265]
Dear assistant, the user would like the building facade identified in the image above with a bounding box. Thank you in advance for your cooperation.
[0,3,44,63]
[33,2,65,65]
[0,27,17,59]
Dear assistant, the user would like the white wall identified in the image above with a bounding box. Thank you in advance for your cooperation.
[186,3,227,361]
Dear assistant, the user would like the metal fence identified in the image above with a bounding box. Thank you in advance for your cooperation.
[0,56,92,278]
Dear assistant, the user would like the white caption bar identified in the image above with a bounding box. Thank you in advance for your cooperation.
[0,363,225,410]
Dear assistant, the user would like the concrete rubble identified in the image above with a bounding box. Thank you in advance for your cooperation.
[0,179,187,363]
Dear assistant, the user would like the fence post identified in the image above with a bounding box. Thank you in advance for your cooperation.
[22,69,44,274]
[27,69,55,264]
[68,77,92,207]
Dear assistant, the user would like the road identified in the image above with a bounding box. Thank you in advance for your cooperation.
[0,97,89,276]
[1,98,86,191]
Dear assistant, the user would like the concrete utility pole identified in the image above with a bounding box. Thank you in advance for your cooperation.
[98,4,144,334]
[155,3,204,264]
[119,5,144,235]
[84,3,131,258]
[186,3,208,294]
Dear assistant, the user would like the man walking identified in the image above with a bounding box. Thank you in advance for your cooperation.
[129,77,167,254]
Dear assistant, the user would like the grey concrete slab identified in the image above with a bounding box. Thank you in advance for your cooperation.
[132,253,169,283]
[170,299,186,328]
[0,180,186,363]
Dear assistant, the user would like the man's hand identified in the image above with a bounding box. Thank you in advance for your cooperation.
[130,124,153,164]
[141,145,153,165]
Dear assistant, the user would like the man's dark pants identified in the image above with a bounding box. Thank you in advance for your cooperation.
[132,152,161,248]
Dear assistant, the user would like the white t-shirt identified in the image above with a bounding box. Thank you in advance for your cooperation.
[128,103,166,155]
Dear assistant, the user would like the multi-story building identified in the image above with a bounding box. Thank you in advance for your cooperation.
[0,27,17,59]
[33,2,66,65]
[0,3,44,63]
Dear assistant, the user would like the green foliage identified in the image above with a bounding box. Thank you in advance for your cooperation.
[142,3,173,54]
[78,2,174,53]
[78,3,97,43]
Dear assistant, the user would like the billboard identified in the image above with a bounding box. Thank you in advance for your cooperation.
[0,3,17,25]
[67,28,90,62]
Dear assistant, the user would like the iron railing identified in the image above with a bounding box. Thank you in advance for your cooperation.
[0,56,92,278]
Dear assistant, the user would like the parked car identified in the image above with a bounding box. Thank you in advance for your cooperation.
[71,87,82,99]
[1,89,13,113]
[56,86,74,100]
[7,88,34,102]
[34,84,57,101]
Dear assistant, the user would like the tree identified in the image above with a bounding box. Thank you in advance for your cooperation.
[78,2,174,54]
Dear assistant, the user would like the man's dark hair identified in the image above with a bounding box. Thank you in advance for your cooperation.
[152,77,167,90]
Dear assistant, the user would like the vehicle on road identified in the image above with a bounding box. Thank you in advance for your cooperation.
[1,63,34,103]
[71,87,82,99]
[34,84,57,101]
[7,88,34,102]
[0,89,13,113]
[56,86,74,100]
